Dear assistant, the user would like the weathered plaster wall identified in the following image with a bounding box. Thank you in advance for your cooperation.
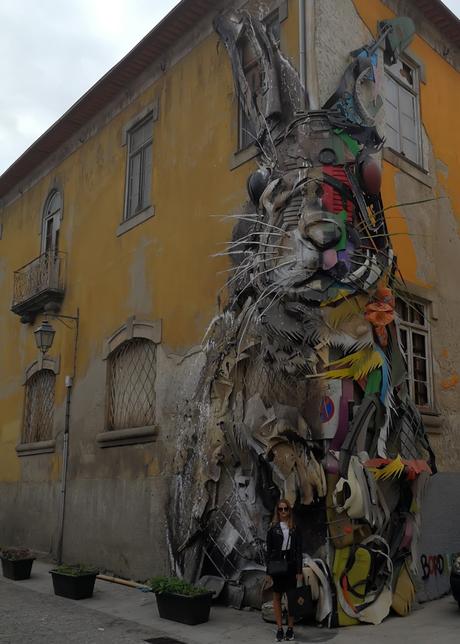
[352,0,460,469]
[1,0,459,582]
[0,0,297,578]
[315,0,374,108]
[418,473,460,600]
[349,0,460,593]
[315,0,460,472]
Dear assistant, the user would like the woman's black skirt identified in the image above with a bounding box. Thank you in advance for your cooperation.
[271,568,297,594]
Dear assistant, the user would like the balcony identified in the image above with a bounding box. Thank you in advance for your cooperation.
[11,251,66,323]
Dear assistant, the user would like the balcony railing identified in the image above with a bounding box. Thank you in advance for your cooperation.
[11,251,66,321]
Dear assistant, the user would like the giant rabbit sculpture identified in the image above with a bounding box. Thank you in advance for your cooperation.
[171,9,436,625]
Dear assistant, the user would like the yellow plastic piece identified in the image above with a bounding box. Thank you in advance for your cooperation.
[333,545,372,626]
[392,560,415,616]
[369,454,405,480]
[323,348,384,381]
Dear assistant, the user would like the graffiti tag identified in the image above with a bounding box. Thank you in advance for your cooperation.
[420,553,458,580]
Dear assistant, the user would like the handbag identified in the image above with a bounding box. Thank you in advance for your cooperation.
[287,584,315,621]
[267,534,291,577]
[267,557,289,576]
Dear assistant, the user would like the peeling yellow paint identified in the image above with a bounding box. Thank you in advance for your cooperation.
[441,375,459,390]
[353,0,460,228]
[380,164,422,286]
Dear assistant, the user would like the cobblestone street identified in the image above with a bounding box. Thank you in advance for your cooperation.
[1,561,459,644]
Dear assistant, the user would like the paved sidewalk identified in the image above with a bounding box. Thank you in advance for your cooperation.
[1,560,459,643]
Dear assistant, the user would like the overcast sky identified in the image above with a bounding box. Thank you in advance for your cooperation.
[0,0,459,175]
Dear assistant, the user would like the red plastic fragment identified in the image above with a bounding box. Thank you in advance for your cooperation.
[359,157,381,196]
[322,165,354,222]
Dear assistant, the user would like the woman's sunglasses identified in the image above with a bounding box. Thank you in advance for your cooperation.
[278,506,289,512]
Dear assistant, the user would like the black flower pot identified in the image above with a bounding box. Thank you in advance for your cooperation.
[155,591,213,625]
[1,557,35,580]
[50,570,99,600]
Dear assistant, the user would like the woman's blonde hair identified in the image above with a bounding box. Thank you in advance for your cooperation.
[271,498,294,528]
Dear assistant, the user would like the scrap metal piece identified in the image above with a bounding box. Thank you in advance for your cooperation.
[213,11,281,147]
[197,575,226,599]
[378,18,416,65]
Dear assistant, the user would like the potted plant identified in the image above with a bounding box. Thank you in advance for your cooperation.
[148,576,213,625]
[50,563,99,600]
[0,547,35,580]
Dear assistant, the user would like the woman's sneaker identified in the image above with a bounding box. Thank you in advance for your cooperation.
[275,627,284,642]
[285,627,295,641]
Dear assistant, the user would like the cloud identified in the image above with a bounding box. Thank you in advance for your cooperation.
[0,0,177,174]
[1,0,459,175]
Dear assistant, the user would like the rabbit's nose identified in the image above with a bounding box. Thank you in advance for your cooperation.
[298,209,342,251]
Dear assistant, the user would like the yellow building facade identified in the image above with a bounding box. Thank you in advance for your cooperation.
[0,0,459,596]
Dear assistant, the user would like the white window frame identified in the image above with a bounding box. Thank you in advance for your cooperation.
[396,296,434,411]
[124,112,153,220]
[118,102,158,235]
[383,55,423,167]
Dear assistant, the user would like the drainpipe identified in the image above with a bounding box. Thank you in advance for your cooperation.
[299,0,307,107]
[299,0,320,111]
[305,0,320,110]
[55,308,79,565]
[56,375,73,565]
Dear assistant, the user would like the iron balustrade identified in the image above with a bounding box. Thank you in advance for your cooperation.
[12,251,66,314]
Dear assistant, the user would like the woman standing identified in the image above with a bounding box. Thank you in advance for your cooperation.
[266,499,303,642]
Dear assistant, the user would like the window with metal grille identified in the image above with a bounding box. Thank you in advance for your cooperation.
[396,296,433,409]
[22,369,55,443]
[238,13,281,150]
[107,338,156,431]
[124,114,153,220]
[383,57,422,166]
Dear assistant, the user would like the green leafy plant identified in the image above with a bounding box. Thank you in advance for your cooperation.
[148,576,209,596]
[52,563,99,576]
[0,547,34,561]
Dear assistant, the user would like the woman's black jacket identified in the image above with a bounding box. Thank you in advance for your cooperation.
[266,523,303,574]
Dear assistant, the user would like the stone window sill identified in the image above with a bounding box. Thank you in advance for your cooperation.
[16,439,56,456]
[383,148,434,188]
[96,425,158,448]
[421,412,443,434]
[116,206,155,237]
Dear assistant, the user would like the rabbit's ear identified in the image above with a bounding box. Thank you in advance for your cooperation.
[214,11,282,142]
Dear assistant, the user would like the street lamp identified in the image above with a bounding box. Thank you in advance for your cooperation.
[34,319,56,354]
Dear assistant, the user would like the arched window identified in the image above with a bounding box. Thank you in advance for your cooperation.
[22,369,55,443]
[106,338,156,431]
[41,190,62,255]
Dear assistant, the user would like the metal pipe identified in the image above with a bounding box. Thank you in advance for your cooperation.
[299,0,307,106]
[305,0,320,110]
[55,308,79,565]
[56,378,72,564]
